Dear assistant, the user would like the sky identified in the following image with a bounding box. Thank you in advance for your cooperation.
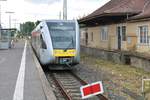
[0,0,110,28]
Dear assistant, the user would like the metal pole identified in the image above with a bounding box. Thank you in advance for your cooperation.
[63,0,67,20]
[9,14,11,28]
[13,19,16,28]
[0,5,1,40]
[0,0,7,28]
[59,11,61,20]
[0,5,1,28]
[5,11,14,28]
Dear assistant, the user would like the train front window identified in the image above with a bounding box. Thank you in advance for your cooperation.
[47,22,76,49]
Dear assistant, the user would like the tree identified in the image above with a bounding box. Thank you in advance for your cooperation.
[15,30,23,38]
[35,20,41,26]
[20,21,35,36]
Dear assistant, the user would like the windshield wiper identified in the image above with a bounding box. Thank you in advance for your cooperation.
[64,37,74,52]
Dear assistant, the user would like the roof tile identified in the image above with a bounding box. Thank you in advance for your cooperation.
[80,0,150,22]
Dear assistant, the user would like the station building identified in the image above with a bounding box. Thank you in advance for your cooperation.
[79,0,150,53]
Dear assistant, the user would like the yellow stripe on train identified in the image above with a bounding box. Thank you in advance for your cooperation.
[53,49,76,57]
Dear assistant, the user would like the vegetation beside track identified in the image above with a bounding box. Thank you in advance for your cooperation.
[81,53,150,99]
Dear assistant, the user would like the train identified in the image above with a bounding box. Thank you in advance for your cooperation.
[31,20,80,69]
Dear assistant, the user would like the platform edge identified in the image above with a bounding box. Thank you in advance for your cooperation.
[29,43,57,100]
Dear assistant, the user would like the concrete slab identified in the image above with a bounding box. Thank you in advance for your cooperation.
[0,41,23,100]
[24,42,46,100]
[30,44,57,100]
[0,40,55,100]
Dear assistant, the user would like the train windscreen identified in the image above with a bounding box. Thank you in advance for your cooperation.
[47,22,76,49]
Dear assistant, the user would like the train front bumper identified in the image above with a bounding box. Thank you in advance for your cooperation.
[55,57,74,64]
[51,49,79,65]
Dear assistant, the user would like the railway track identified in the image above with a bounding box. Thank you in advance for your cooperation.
[46,71,108,100]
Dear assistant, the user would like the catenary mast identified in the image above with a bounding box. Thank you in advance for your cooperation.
[63,0,67,20]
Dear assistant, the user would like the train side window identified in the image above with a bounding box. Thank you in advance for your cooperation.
[40,35,47,49]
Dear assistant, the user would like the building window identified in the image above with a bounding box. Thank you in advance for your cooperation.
[139,26,149,44]
[91,32,93,41]
[101,26,108,41]
[122,26,126,41]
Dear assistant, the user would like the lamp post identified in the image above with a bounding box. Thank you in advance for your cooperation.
[5,11,14,28]
[0,0,6,40]
[12,19,17,28]
[0,0,7,28]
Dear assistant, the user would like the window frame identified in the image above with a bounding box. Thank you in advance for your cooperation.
[117,25,126,41]
[138,25,149,44]
[100,26,108,41]
[91,32,93,41]
[122,26,126,41]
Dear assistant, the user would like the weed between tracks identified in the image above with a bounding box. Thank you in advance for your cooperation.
[80,53,150,99]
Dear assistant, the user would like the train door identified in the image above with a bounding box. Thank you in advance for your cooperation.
[35,30,41,57]
[40,34,47,49]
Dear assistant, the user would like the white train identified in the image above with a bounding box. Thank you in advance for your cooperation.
[31,20,80,69]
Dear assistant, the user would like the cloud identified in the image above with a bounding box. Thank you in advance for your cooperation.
[22,1,63,21]
[67,0,110,19]
[25,0,60,4]
[1,0,110,28]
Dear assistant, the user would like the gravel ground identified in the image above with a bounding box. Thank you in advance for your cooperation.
[73,53,150,100]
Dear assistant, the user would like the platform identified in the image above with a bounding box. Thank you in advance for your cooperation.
[0,40,56,100]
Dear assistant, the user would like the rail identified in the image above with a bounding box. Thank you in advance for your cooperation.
[49,71,108,100]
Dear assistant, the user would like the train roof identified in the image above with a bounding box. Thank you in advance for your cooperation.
[41,20,76,23]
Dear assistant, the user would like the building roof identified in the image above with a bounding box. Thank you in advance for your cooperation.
[129,0,150,20]
[79,0,150,24]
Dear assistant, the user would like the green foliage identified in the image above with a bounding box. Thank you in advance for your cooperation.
[20,20,41,36]
[15,30,23,38]
[35,20,41,26]
[20,21,36,36]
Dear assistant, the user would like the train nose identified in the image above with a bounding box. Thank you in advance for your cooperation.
[61,58,72,64]
[63,58,70,63]
[55,57,73,64]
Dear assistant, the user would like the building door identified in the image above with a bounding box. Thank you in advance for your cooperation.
[117,26,126,50]
[117,26,121,50]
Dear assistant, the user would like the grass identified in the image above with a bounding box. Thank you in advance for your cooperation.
[81,53,150,95]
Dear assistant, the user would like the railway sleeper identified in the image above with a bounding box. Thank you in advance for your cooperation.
[66,89,79,93]
[64,86,80,88]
